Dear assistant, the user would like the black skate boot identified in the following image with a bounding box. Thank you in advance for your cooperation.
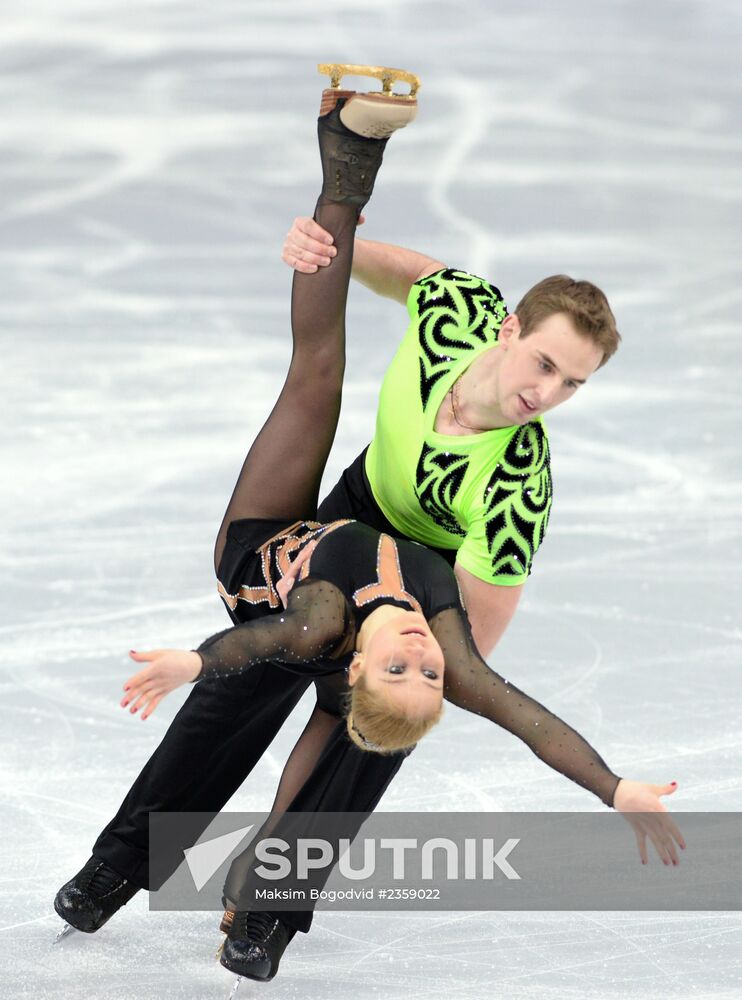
[54,856,140,933]
[219,910,296,982]
[317,62,419,211]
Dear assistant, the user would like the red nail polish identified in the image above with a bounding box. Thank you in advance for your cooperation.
[670,781,677,786]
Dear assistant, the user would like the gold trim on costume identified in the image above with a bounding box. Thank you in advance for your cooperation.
[352,534,423,613]
[217,519,353,612]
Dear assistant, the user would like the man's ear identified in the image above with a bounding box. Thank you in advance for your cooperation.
[498,313,521,348]
[347,653,364,687]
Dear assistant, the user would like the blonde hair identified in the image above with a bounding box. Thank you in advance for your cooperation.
[515,274,621,368]
[344,673,444,754]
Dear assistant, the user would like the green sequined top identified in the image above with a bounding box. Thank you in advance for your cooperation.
[365,269,553,585]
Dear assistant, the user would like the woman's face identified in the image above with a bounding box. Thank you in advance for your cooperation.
[348,611,445,717]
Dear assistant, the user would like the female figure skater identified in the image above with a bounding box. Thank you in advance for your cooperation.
[54,68,683,984]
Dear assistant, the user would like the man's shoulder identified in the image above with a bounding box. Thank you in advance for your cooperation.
[405,269,509,388]
[409,268,508,320]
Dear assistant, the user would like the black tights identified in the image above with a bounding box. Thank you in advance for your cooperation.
[214,197,359,572]
[214,196,359,858]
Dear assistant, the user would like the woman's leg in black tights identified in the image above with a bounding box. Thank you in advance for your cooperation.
[268,706,341,815]
[222,704,339,907]
[214,198,359,572]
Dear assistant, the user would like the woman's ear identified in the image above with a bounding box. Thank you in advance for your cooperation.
[347,653,364,687]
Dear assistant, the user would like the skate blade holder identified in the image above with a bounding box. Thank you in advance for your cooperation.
[318,64,419,138]
[318,63,419,99]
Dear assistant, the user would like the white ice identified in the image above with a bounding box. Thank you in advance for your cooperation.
[1,0,741,997]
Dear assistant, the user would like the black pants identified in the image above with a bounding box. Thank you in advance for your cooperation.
[93,450,416,933]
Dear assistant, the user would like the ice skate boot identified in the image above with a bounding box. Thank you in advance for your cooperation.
[219,907,234,935]
[53,856,140,933]
[317,62,419,211]
[219,910,295,982]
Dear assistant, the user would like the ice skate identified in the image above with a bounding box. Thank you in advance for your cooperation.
[220,907,235,934]
[318,62,419,136]
[214,922,241,1000]
[219,910,295,982]
[227,975,243,999]
[53,855,140,934]
[316,62,419,209]
[214,906,234,959]
[53,922,75,945]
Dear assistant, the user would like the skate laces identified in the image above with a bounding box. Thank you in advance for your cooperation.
[80,857,127,897]
[232,910,279,942]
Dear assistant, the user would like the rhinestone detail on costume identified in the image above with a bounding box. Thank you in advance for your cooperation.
[409,269,506,538]
[217,519,352,612]
[415,444,469,537]
[481,423,552,577]
[413,268,507,409]
[352,533,423,613]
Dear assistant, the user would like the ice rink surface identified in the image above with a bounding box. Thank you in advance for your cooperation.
[1,0,741,996]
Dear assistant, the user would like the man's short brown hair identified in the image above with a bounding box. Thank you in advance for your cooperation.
[515,275,620,368]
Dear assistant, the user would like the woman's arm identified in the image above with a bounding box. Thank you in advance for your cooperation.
[196,579,347,677]
[121,580,349,719]
[430,605,685,862]
[433,605,621,806]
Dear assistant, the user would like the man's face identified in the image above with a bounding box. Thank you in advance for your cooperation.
[495,312,604,424]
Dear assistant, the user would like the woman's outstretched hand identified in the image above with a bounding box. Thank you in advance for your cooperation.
[613,778,686,866]
[282,214,364,273]
[121,649,202,720]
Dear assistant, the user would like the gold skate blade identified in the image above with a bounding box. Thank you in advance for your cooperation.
[318,63,419,98]
[339,93,417,139]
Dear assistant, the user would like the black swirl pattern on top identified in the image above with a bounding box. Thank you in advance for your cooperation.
[415,444,469,537]
[481,422,553,576]
[412,268,508,408]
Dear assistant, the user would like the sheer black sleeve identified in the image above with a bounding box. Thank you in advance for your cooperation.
[195,579,351,680]
[430,606,621,807]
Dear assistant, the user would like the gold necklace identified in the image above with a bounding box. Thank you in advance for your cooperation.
[449,376,489,432]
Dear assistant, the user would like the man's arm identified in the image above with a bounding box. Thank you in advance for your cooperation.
[350,237,445,304]
[453,562,523,658]
[282,216,444,305]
